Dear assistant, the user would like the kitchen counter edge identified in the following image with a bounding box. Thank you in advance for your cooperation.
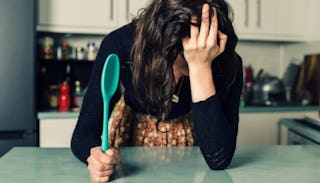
[37,106,318,119]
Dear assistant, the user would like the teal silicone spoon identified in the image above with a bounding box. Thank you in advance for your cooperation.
[101,54,120,152]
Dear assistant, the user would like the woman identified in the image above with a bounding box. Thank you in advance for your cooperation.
[71,0,243,182]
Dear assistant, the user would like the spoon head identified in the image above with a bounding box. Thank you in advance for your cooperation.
[101,54,120,101]
[101,54,120,152]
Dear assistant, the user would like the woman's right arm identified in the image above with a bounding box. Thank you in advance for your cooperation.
[70,38,122,164]
[71,25,134,182]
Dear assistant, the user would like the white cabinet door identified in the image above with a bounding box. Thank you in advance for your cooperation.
[237,111,312,146]
[118,0,150,27]
[229,0,304,41]
[256,0,304,39]
[230,0,253,35]
[37,0,117,34]
[304,0,320,41]
[39,118,77,147]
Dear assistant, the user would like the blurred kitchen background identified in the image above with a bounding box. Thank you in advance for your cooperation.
[0,0,319,156]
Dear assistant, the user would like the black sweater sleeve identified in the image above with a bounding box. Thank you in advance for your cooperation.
[192,57,243,170]
[71,25,132,164]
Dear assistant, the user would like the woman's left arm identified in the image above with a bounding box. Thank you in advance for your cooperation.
[183,4,243,170]
[191,59,243,170]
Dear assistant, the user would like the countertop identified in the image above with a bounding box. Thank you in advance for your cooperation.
[0,146,319,183]
[37,105,319,119]
[279,118,320,144]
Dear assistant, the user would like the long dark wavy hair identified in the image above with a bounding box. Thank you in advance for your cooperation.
[131,0,239,120]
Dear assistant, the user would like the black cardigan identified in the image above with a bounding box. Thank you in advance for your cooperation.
[71,24,243,170]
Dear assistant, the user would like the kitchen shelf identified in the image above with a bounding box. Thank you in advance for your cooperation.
[39,59,95,64]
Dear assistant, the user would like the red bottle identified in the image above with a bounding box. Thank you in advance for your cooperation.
[58,81,70,112]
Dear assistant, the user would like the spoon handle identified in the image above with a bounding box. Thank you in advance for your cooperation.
[101,102,109,152]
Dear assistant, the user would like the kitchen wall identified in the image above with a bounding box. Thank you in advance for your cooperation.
[236,41,320,78]
[282,41,320,66]
[236,41,282,77]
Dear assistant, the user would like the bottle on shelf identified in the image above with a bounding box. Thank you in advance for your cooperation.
[61,41,70,60]
[73,80,84,110]
[58,81,71,112]
[87,42,97,61]
[38,36,54,60]
[244,65,254,103]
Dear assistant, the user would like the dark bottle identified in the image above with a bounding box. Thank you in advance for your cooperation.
[244,65,254,103]
[58,81,71,112]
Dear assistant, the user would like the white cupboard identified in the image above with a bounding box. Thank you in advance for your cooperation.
[37,0,149,34]
[39,118,77,147]
[237,110,314,146]
[118,0,150,27]
[228,0,305,41]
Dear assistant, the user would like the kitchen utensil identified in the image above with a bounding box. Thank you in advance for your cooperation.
[101,54,120,152]
[296,54,320,105]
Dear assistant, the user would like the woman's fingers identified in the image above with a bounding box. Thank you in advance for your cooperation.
[90,172,112,183]
[198,3,210,48]
[188,16,199,48]
[182,3,227,65]
[88,160,114,183]
[87,147,120,183]
[207,7,218,48]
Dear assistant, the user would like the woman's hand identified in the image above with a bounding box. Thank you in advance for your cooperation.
[182,3,227,102]
[182,3,227,70]
[87,146,121,183]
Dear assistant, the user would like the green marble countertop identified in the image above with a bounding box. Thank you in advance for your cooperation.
[279,118,320,144]
[0,146,319,183]
[37,106,318,119]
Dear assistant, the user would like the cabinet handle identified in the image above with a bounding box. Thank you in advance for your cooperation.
[245,0,249,27]
[257,0,261,28]
[110,0,114,20]
[126,0,130,21]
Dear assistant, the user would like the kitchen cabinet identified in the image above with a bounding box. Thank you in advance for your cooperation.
[37,0,149,34]
[304,0,320,41]
[237,110,314,146]
[38,109,316,148]
[37,0,117,34]
[39,118,77,147]
[118,0,150,27]
[228,0,305,41]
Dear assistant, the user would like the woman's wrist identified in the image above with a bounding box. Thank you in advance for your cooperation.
[188,63,216,102]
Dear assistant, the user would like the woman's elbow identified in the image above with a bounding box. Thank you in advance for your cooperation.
[206,157,232,170]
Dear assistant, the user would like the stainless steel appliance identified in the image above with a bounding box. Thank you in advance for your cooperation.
[252,75,286,106]
[288,130,319,145]
[0,0,37,156]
